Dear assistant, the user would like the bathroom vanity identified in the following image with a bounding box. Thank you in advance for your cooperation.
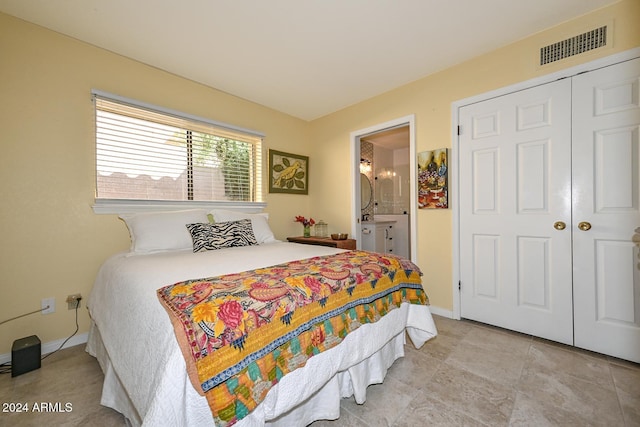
[361,215,409,258]
[361,220,395,255]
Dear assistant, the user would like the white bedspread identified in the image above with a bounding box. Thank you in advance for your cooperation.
[87,242,437,426]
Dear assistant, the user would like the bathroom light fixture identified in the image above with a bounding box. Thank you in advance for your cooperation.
[360,158,371,174]
[378,168,396,179]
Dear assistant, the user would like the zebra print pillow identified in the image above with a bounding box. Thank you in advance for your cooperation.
[186,219,258,252]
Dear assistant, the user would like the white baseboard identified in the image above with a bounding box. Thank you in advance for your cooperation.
[428,305,455,319]
[0,332,89,365]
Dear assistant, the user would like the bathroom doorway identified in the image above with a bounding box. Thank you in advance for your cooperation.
[350,115,417,261]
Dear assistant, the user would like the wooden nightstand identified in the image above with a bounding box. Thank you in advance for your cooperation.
[287,236,356,250]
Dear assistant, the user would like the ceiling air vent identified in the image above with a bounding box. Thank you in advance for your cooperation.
[540,26,607,66]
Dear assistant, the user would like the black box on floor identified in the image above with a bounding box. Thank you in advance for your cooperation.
[11,335,41,377]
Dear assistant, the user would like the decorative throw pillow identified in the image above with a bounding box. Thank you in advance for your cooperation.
[119,209,209,253]
[209,209,277,244]
[186,219,258,252]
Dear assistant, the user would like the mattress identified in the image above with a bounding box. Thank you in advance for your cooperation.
[86,242,437,426]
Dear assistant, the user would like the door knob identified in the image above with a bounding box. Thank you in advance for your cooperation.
[578,221,592,231]
[553,221,566,230]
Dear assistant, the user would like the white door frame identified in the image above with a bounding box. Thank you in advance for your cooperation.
[450,47,640,320]
[350,115,417,262]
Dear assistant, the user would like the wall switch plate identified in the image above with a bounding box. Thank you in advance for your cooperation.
[41,297,55,314]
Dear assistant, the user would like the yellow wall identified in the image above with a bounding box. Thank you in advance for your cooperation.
[0,13,312,354]
[1,0,639,354]
[308,0,640,313]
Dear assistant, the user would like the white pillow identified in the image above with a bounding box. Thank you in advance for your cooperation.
[210,209,277,244]
[119,209,209,253]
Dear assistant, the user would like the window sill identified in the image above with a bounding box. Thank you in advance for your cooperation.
[92,199,267,215]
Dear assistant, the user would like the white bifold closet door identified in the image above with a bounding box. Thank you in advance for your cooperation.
[459,57,640,363]
[572,58,640,362]
[459,79,574,345]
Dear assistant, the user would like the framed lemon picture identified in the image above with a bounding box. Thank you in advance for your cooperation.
[268,149,309,194]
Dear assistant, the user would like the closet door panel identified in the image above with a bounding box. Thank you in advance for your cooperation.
[572,57,640,363]
[459,79,573,344]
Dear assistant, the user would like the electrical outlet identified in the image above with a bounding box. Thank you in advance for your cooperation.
[41,297,55,314]
[66,293,82,310]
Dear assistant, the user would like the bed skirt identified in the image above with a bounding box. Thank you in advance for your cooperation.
[86,303,436,426]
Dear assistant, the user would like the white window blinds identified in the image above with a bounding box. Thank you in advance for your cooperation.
[94,93,264,204]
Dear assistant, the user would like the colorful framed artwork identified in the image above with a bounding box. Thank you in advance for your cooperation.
[418,148,448,209]
[268,149,309,194]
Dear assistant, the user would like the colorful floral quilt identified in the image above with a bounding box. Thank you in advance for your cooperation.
[157,250,428,426]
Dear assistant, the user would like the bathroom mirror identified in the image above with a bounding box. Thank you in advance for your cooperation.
[360,173,372,210]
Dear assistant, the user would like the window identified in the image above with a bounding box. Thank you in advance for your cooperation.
[93,92,264,210]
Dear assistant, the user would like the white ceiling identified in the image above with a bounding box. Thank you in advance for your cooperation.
[362,126,410,150]
[0,0,618,121]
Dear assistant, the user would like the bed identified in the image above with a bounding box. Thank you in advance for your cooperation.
[86,209,437,426]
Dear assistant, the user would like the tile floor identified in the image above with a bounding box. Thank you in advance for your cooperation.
[1,315,638,426]
[314,316,640,427]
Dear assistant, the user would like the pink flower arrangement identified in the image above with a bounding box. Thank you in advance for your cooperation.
[294,216,315,227]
